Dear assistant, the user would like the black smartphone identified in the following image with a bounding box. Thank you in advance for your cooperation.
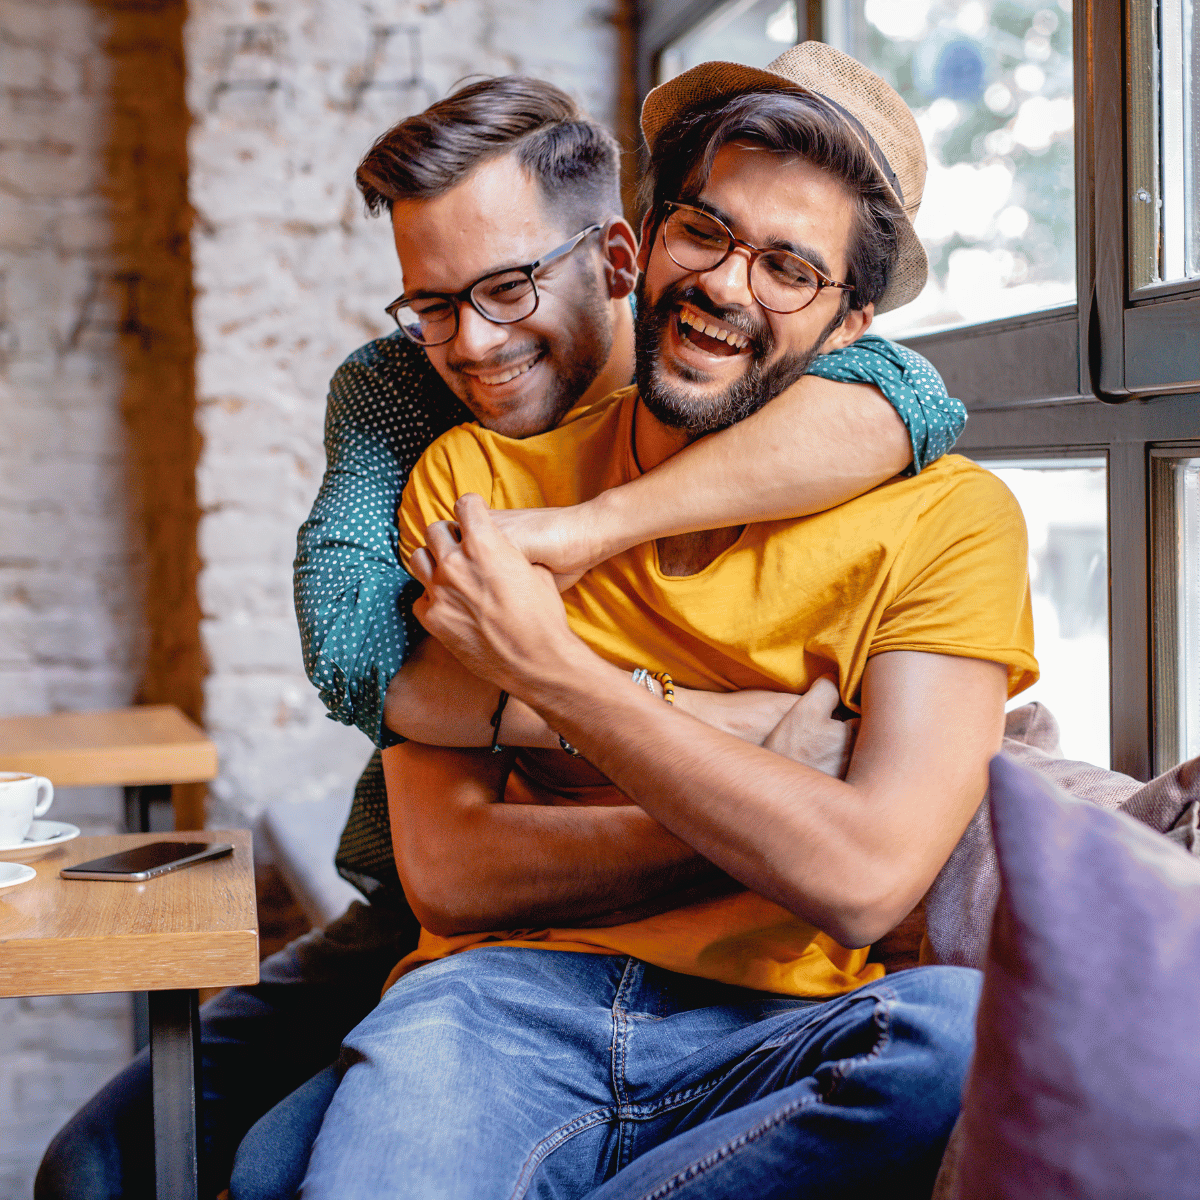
[60,841,234,881]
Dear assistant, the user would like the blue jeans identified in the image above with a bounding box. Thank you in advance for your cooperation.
[299,949,980,1200]
[33,900,418,1200]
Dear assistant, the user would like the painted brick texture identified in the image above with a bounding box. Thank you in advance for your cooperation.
[186,0,618,822]
[0,0,145,720]
[0,3,149,1189]
[0,0,617,1190]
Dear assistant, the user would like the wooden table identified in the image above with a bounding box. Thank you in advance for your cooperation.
[0,830,258,1199]
[0,706,218,830]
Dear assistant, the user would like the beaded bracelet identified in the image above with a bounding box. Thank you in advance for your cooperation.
[490,690,509,754]
[649,670,675,706]
[631,667,656,695]
[558,734,581,757]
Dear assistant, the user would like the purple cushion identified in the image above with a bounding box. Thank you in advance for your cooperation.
[951,754,1200,1199]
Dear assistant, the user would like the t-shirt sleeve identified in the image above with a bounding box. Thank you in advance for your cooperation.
[397,430,497,570]
[807,334,966,474]
[869,467,1039,697]
[293,334,470,749]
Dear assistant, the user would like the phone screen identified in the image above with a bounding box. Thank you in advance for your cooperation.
[65,842,225,876]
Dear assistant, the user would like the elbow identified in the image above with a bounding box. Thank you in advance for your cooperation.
[805,878,919,951]
[395,844,488,938]
[820,908,896,951]
[398,865,473,938]
[407,895,475,939]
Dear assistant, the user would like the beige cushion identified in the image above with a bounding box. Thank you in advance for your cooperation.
[923,703,1198,969]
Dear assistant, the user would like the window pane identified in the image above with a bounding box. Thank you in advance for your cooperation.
[825,0,1076,336]
[658,0,799,82]
[1141,0,1200,283]
[983,460,1109,766]
[1176,458,1200,759]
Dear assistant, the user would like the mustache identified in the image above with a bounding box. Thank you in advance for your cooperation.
[657,283,771,356]
[446,344,546,374]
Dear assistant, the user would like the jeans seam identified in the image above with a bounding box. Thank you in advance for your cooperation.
[507,1106,617,1200]
[823,985,896,1102]
[612,958,639,1170]
[625,1090,821,1200]
[626,1011,825,1119]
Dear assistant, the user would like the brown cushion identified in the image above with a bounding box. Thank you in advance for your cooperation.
[923,703,1198,969]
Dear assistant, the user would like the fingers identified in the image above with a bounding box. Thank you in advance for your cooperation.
[412,520,462,586]
[425,519,463,560]
[409,547,435,587]
[454,493,503,550]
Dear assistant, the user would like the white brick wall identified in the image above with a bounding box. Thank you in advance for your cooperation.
[0,2,143,1192]
[0,0,146,719]
[185,0,619,823]
[0,0,617,1190]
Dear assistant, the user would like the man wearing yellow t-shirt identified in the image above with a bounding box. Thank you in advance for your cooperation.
[301,46,1036,1200]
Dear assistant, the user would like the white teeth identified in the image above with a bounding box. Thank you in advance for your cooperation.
[477,358,537,386]
[679,308,749,350]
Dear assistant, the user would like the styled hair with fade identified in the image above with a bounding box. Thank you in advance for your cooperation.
[356,76,623,231]
[640,90,903,311]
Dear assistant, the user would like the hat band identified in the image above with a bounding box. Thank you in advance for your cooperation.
[810,90,904,204]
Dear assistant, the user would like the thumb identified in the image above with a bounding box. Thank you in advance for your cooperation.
[799,675,840,718]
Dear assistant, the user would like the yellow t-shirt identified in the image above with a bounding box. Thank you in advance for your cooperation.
[393,386,1038,996]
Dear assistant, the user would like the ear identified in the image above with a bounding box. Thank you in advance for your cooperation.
[599,218,640,300]
[820,300,874,353]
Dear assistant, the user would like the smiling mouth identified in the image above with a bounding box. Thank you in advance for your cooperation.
[676,307,752,357]
[470,351,546,387]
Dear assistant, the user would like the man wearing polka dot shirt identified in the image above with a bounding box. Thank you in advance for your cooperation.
[36,74,967,1200]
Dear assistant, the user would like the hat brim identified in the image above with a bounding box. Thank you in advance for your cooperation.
[641,61,927,315]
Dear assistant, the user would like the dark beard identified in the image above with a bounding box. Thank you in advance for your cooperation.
[633,276,840,436]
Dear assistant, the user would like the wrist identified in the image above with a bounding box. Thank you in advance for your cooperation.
[587,487,644,562]
[672,685,706,722]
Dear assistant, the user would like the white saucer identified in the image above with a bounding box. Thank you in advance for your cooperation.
[0,861,36,889]
[0,820,82,855]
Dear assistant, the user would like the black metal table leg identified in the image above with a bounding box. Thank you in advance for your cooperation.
[123,783,174,833]
[125,785,177,1058]
[149,989,200,1200]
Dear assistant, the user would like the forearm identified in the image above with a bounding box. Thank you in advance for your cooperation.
[384,635,559,747]
[507,646,1000,947]
[515,650,864,936]
[384,742,721,935]
[386,631,740,746]
[588,376,908,562]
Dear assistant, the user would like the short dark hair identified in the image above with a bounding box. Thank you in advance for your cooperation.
[356,76,623,231]
[640,91,902,311]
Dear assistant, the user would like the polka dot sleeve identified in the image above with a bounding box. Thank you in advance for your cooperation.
[293,332,470,749]
[806,334,966,474]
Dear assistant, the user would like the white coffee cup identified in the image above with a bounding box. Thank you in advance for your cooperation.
[0,772,54,844]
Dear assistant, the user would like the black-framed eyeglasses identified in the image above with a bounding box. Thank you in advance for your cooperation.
[386,224,603,347]
[658,202,854,314]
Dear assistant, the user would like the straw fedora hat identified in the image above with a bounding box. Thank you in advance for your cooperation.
[641,41,928,313]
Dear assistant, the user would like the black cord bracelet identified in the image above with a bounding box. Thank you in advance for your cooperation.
[490,690,509,754]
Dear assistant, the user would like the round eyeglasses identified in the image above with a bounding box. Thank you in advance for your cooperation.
[658,202,854,314]
[386,225,603,347]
